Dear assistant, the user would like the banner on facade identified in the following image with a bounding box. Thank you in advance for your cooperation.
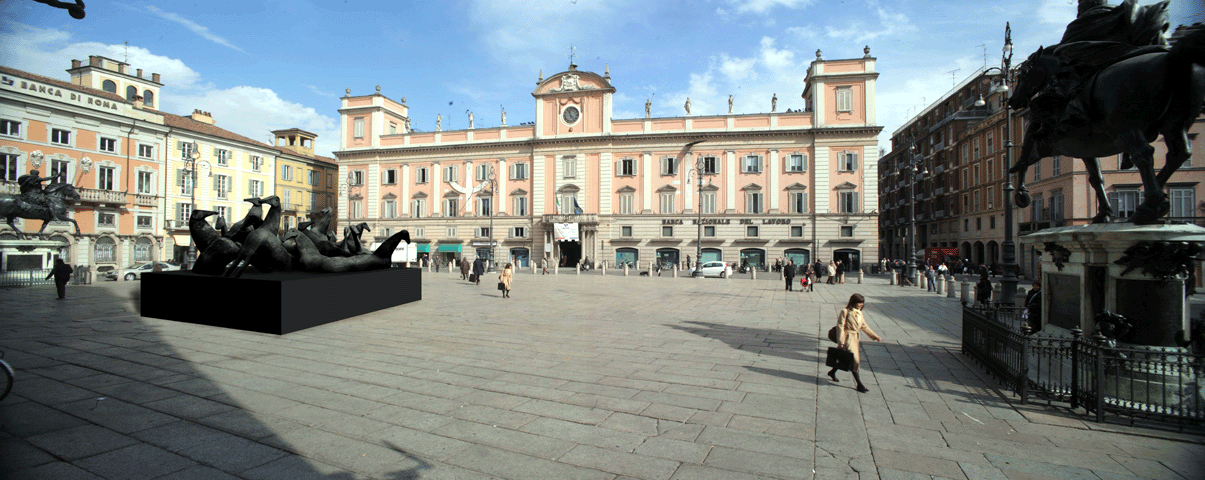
[553,223,579,242]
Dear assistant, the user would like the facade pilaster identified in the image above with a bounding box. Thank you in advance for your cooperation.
[497,157,507,214]
[725,150,736,213]
[641,152,652,213]
[769,149,780,213]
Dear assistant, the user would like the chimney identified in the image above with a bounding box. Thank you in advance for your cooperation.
[72,59,81,69]
[189,109,216,125]
[137,68,143,78]
[89,56,100,66]
[118,64,126,74]
[152,73,160,83]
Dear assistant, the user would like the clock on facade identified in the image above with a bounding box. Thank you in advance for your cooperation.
[562,106,580,124]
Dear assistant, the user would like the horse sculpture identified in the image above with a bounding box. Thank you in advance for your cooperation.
[1007,28,1205,225]
[0,182,82,239]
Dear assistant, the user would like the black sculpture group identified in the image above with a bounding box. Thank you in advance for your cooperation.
[190,196,409,278]
[1,170,82,239]
[1007,0,1204,225]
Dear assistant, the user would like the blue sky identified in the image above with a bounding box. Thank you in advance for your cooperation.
[1,0,1200,157]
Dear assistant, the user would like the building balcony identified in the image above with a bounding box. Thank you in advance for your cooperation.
[76,187,127,207]
[133,194,157,207]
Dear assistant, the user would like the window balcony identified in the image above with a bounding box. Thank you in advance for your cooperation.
[134,194,157,207]
[77,187,127,206]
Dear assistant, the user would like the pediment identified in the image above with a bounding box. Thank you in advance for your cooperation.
[510,188,528,196]
[533,69,615,95]
[700,184,719,192]
[784,182,808,191]
[617,185,636,193]
[381,193,397,200]
[411,191,428,199]
[741,183,762,191]
[834,182,858,190]
[558,184,581,194]
[657,184,677,193]
[443,190,460,198]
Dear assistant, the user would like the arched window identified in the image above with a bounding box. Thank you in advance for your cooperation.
[102,80,116,93]
[142,90,154,107]
[615,247,638,268]
[126,85,138,102]
[784,248,810,266]
[135,237,153,262]
[739,248,766,271]
[655,248,679,269]
[94,236,116,263]
[834,248,861,271]
[700,248,723,264]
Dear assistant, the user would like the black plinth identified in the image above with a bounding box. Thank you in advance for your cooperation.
[141,268,422,334]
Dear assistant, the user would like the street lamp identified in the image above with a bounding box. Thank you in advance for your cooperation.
[999,23,1019,307]
[691,157,708,276]
[903,142,927,287]
[487,167,497,272]
[183,142,201,270]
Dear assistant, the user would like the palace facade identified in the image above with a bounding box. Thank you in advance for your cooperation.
[335,48,882,271]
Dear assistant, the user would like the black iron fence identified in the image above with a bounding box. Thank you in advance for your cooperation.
[962,305,1205,428]
[0,266,93,288]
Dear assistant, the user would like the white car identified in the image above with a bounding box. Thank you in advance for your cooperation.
[688,261,732,278]
[107,262,181,281]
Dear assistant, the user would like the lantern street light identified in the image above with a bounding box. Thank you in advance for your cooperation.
[487,167,497,272]
[903,142,927,287]
[999,23,1019,307]
[183,142,201,270]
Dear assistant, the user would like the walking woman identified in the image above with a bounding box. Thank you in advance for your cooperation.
[829,293,882,392]
[499,262,514,298]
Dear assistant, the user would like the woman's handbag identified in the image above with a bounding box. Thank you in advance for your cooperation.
[825,347,854,371]
[497,281,506,291]
[827,325,840,343]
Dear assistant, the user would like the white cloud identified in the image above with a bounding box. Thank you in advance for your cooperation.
[465,0,647,73]
[0,22,340,156]
[824,1,917,44]
[726,0,818,15]
[655,36,807,118]
[145,6,247,54]
[1036,0,1076,25]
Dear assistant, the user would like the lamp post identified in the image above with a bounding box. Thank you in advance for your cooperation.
[904,143,927,287]
[999,23,1019,306]
[692,157,707,276]
[183,142,200,270]
[487,167,497,272]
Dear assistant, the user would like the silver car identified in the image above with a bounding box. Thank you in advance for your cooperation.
[106,262,181,281]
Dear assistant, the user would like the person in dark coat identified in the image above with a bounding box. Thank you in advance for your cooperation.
[783,260,795,291]
[460,257,470,280]
[472,257,485,285]
[45,258,74,299]
[975,266,993,307]
[1025,280,1043,333]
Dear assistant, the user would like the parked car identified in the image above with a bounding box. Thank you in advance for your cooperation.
[687,261,731,278]
[95,265,116,281]
[105,262,182,281]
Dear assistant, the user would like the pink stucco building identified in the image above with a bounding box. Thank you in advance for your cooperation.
[336,48,882,271]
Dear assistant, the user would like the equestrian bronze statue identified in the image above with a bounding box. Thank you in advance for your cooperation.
[1007,0,1203,225]
[1,170,81,239]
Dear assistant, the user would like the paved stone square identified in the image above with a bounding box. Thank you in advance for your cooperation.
[1,270,1202,479]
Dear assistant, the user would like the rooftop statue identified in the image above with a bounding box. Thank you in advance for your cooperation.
[1008,1,1204,224]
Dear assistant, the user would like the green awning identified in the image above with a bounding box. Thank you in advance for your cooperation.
[437,244,463,253]
[416,244,430,252]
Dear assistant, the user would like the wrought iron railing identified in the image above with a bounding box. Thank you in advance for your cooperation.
[0,267,91,287]
[962,306,1205,428]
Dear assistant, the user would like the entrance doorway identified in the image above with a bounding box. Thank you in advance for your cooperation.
[655,248,679,269]
[558,241,581,267]
[511,248,529,268]
[784,248,810,268]
[700,248,722,264]
[739,248,766,271]
[834,249,861,271]
[615,248,638,268]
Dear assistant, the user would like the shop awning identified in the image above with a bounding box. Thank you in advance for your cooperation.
[437,244,463,253]
[416,244,430,252]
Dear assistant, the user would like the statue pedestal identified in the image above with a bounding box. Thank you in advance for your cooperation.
[141,268,422,335]
[1022,224,1204,346]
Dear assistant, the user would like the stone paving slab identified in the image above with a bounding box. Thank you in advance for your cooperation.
[1,272,1203,479]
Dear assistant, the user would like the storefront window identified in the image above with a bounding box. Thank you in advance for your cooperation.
[615,248,638,268]
[740,248,766,271]
[656,248,679,269]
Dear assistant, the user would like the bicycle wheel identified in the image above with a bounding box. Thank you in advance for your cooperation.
[0,359,12,402]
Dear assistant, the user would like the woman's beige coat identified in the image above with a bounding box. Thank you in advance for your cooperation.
[499,266,513,291]
[835,307,877,372]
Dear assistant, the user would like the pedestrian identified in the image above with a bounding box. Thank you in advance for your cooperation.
[804,263,816,292]
[975,266,993,307]
[460,257,470,280]
[541,256,549,275]
[828,293,882,393]
[837,260,846,284]
[472,256,486,285]
[826,261,837,285]
[925,264,937,292]
[783,259,795,291]
[1025,280,1042,333]
[499,262,514,298]
[46,257,74,300]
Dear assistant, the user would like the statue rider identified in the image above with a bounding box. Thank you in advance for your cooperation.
[1025,0,1170,143]
[17,169,64,208]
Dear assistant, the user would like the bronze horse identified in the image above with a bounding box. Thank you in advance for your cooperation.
[1008,28,1205,225]
[0,182,82,239]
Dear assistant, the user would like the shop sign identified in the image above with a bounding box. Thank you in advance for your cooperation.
[2,75,122,113]
[661,218,791,225]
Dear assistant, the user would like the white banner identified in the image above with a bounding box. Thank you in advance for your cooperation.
[553,223,579,242]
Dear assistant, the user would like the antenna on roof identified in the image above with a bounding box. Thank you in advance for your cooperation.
[944,68,960,87]
[977,44,987,69]
[124,41,129,63]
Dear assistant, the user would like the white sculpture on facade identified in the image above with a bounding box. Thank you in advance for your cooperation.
[684,98,691,115]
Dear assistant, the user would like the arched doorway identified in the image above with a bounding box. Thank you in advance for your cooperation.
[739,248,766,271]
[655,248,679,269]
[960,242,973,264]
[974,241,985,266]
[987,241,1000,267]
[510,248,529,268]
[94,236,116,264]
[783,248,810,268]
[615,247,638,268]
[834,248,861,271]
[700,248,722,264]
[49,234,72,263]
[134,237,154,263]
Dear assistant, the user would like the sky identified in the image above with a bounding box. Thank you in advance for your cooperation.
[1,0,1200,158]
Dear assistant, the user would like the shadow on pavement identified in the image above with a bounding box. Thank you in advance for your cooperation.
[0,282,433,479]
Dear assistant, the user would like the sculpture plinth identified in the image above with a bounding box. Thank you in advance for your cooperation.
[1023,223,1203,344]
[141,268,422,334]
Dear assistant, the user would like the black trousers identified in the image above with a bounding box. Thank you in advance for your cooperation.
[55,281,67,298]
[785,277,793,291]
